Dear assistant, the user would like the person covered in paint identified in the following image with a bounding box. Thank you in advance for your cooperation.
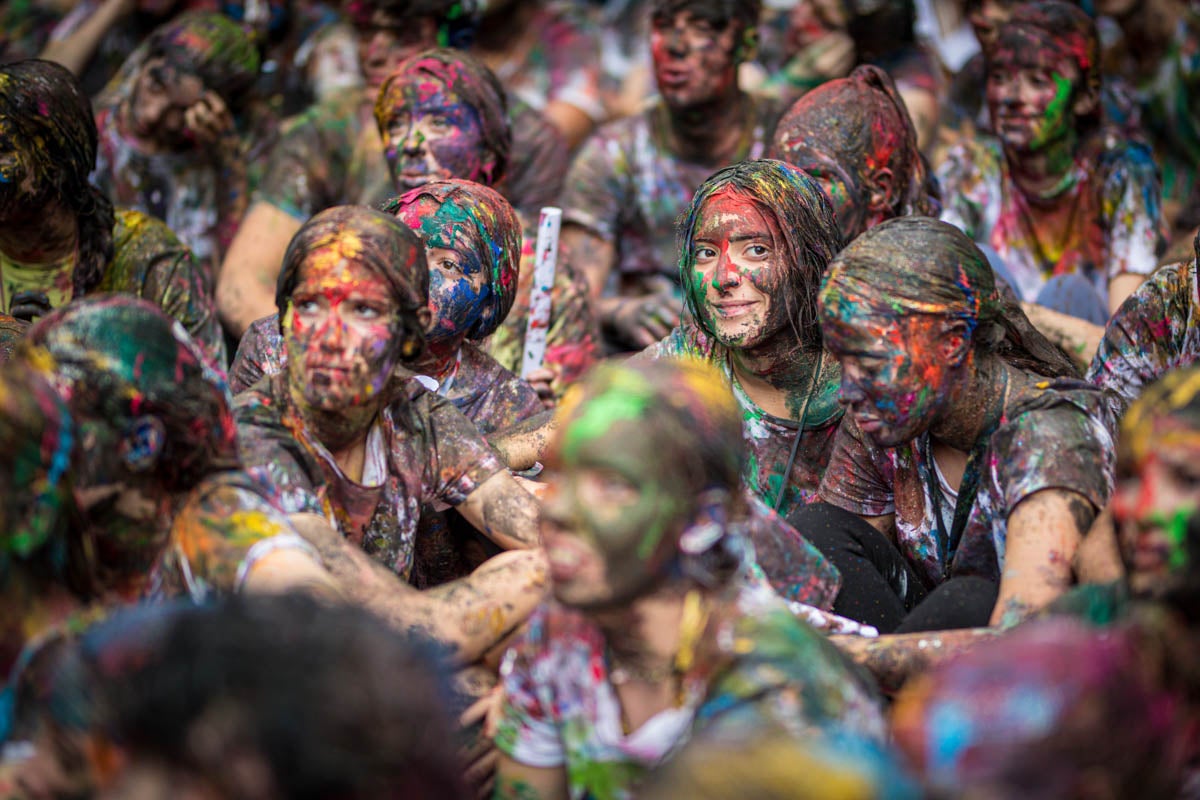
[805,216,1112,633]
[770,64,939,244]
[645,159,845,522]
[234,205,543,583]
[1087,233,1200,421]
[0,59,225,365]
[890,616,1190,799]
[216,1,570,337]
[559,0,781,351]
[89,12,260,275]
[937,1,1166,323]
[370,49,598,401]
[493,358,885,800]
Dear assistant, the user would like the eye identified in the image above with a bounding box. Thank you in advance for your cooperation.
[694,245,718,261]
[293,296,321,314]
[427,114,452,132]
[1167,463,1200,491]
[747,243,770,258]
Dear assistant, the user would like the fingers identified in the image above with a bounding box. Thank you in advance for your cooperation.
[185,92,235,146]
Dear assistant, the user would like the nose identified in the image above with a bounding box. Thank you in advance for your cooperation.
[317,310,347,351]
[710,249,741,291]
[665,27,688,57]
[1113,477,1155,526]
[401,124,426,156]
[838,369,866,406]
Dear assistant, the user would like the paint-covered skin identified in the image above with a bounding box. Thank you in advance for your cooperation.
[495,581,886,800]
[819,377,1113,586]
[0,314,27,363]
[938,133,1165,310]
[560,98,779,285]
[986,38,1080,156]
[1087,258,1200,421]
[650,9,740,111]
[235,372,504,580]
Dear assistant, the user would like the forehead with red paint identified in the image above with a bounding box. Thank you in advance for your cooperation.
[695,189,783,264]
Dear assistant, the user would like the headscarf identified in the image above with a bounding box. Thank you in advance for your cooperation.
[373,48,510,188]
[382,178,521,340]
[771,64,939,235]
[276,205,428,364]
[140,12,259,109]
[678,159,843,350]
[820,216,1079,377]
[0,60,114,295]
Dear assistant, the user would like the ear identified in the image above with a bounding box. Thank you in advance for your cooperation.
[938,319,972,367]
[866,167,896,214]
[1071,83,1099,118]
[416,306,433,334]
[121,416,166,473]
[736,24,759,63]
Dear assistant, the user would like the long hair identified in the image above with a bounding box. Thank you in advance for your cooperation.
[678,159,843,350]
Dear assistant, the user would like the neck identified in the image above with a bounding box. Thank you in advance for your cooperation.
[594,588,692,675]
[665,88,750,164]
[0,200,78,263]
[1007,131,1081,199]
[929,353,1009,452]
[729,335,824,419]
[415,337,463,381]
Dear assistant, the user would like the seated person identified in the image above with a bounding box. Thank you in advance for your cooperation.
[804,217,1111,632]
[493,358,885,800]
[1087,233,1200,420]
[937,1,1165,323]
[90,12,259,276]
[0,59,223,364]
[560,0,780,351]
[234,205,542,582]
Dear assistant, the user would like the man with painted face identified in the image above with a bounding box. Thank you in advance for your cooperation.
[938,1,1165,323]
[216,1,571,338]
[559,0,780,351]
[493,358,885,800]
[89,12,259,275]
[0,59,225,365]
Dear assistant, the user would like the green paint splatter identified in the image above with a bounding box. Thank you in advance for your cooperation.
[1151,505,1198,570]
[561,374,651,460]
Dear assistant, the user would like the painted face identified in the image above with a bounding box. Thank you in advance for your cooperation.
[283,244,401,413]
[824,310,957,447]
[382,76,492,194]
[968,0,1016,46]
[785,144,867,240]
[986,43,1080,154]
[690,190,786,349]
[127,58,207,151]
[355,10,433,90]
[1114,420,1200,595]
[0,123,53,219]
[650,11,741,109]
[542,412,687,609]
[396,195,492,345]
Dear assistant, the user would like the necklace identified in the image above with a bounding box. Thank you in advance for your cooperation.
[774,349,824,511]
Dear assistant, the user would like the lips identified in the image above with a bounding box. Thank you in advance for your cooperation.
[711,299,759,318]
[657,66,692,89]
[546,543,584,582]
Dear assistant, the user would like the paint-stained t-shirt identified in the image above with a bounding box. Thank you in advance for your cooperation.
[233,373,504,580]
[938,134,1165,310]
[229,313,544,432]
[644,322,843,518]
[495,580,885,800]
[819,377,1114,587]
[561,97,780,284]
[1087,259,1200,421]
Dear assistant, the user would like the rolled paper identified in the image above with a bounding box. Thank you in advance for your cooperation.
[520,207,562,379]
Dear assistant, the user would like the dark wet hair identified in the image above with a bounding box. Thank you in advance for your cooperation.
[22,295,240,494]
[679,159,844,350]
[651,0,762,58]
[381,178,521,340]
[276,205,428,364]
[102,595,469,798]
[142,11,261,112]
[0,60,114,296]
[342,0,480,50]
[373,48,510,187]
[771,64,939,239]
[821,216,1079,378]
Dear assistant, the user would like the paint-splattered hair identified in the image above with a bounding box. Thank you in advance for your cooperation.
[141,12,261,112]
[22,295,239,496]
[988,1,1101,134]
[0,358,75,569]
[821,216,1079,378]
[0,60,114,297]
[1119,363,1200,473]
[373,48,510,188]
[651,0,762,58]
[343,0,480,49]
[381,179,520,340]
[275,205,428,364]
[771,65,939,239]
[679,159,843,351]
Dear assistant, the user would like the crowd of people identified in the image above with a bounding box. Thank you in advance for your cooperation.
[1,0,1199,796]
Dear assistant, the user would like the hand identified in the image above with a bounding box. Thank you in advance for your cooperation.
[457,671,503,800]
[605,293,680,350]
[8,290,54,323]
[185,91,237,151]
[509,474,547,500]
[522,366,558,409]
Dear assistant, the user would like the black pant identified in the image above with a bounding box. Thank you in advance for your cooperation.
[793,503,999,633]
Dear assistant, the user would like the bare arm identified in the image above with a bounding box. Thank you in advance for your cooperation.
[489,412,557,471]
[242,547,343,599]
[1020,301,1104,370]
[457,471,543,550]
[494,754,570,800]
[1108,272,1146,316]
[39,0,133,74]
[830,628,999,693]
[289,512,547,664]
[991,488,1093,627]
[542,101,595,150]
[217,202,301,337]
